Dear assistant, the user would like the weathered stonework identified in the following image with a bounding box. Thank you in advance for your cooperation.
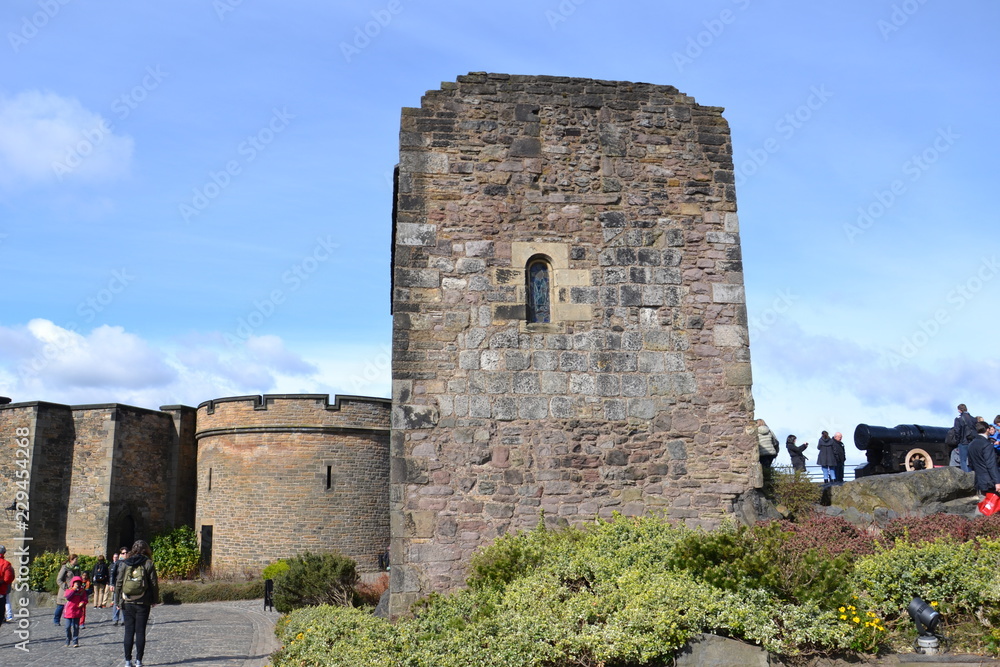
[195,394,391,572]
[0,401,196,557]
[390,73,757,615]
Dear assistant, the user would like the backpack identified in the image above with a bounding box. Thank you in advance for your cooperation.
[945,427,958,446]
[121,562,147,601]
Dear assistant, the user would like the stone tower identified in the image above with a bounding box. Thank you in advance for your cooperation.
[399,72,755,614]
[195,394,391,572]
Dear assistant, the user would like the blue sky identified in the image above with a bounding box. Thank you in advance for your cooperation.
[0,0,996,468]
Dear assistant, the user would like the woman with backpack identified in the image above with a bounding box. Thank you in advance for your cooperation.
[115,540,159,667]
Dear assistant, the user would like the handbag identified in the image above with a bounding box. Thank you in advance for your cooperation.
[978,492,1000,516]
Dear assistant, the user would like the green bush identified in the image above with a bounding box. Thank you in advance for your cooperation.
[29,551,67,592]
[854,538,1000,617]
[272,605,408,667]
[667,521,853,606]
[262,558,290,581]
[151,525,201,580]
[160,579,264,604]
[273,551,358,613]
[767,466,822,519]
[268,517,1000,664]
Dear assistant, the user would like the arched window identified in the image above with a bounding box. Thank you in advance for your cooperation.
[526,257,552,324]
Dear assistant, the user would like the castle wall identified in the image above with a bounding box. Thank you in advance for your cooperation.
[195,394,391,572]
[0,403,75,555]
[106,404,194,553]
[390,73,757,614]
[0,401,197,558]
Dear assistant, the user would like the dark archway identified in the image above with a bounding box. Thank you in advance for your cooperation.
[117,515,135,552]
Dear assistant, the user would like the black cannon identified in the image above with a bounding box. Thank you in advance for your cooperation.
[853,423,954,477]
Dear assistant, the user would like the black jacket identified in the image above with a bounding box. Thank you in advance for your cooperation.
[969,435,1000,493]
[92,560,110,584]
[956,411,978,444]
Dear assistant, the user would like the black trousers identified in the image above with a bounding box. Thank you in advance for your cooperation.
[122,602,151,661]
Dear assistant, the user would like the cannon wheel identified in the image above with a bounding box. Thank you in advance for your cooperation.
[904,447,932,471]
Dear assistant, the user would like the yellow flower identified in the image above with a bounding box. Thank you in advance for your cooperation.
[840,615,847,620]
[839,606,846,612]
[930,601,938,607]
[296,632,304,640]
[853,617,861,623]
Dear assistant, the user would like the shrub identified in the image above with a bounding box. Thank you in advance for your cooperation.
[151,525,201,579]
[667,521,853,606]
[467,519,555,591]
[355,573,389,607]
[262,558,289,581]
[779,513,877,557]
[29,551,67,592]
[880,513,971,544]
[271,604,407,667]
[272,551,358,613]
[160,579,264,604]
[767,466,822,519]
[854,538,1000,617]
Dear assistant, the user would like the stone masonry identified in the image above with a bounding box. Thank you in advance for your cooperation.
[390,73,757,615]
[195,394,391,572]
[0,400,196,557]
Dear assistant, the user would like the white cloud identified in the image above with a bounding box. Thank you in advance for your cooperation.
[246,335,318,376]
[0,320,389,409]
[0,91,133,188]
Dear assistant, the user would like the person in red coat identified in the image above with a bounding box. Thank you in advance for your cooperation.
[63,576,87,647]
[0,546,14,630]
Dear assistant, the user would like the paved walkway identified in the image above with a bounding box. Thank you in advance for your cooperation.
[0,599,281,667]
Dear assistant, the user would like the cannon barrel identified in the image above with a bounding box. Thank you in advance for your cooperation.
[853,423,950,451]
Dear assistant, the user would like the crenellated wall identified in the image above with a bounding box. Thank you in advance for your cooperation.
[195,394,391,572]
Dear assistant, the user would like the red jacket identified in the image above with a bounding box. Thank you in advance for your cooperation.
[0,556,13,596]
[63,577,88,619]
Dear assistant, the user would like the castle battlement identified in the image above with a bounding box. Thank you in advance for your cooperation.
[196,393,390,435]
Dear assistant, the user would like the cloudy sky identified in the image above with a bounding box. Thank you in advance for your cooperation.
[1,1,996,468]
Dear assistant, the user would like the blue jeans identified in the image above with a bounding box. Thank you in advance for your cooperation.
[112,601,122,623]
[53,603,64,625]
[959,442,971,472]
[65,617,79,644]
[822,466,836,483]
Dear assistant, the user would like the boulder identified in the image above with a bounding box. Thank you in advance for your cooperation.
[733,488,783,525]
[674,633,768,666]
[827,466,978,518]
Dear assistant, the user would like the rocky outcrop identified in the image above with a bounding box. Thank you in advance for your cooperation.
[823,467,979,525]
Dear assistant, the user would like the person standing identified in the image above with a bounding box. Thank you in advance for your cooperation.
[955,403,978,472]
[116,540,159,667]
[63,576,87,647]
[786,435,808,472]
[832,432,847,483]
[92,554,110,608]
[817,434,838,483]
[968,422,1000,499]
[110,547,128,626]
[0,546,14,630]
[52,554,78,625]
[756,419,780,468]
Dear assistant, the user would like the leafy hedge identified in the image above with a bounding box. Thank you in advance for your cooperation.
[151,525,201,579]
[160,580,265,604]
[269,514,1000,666]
